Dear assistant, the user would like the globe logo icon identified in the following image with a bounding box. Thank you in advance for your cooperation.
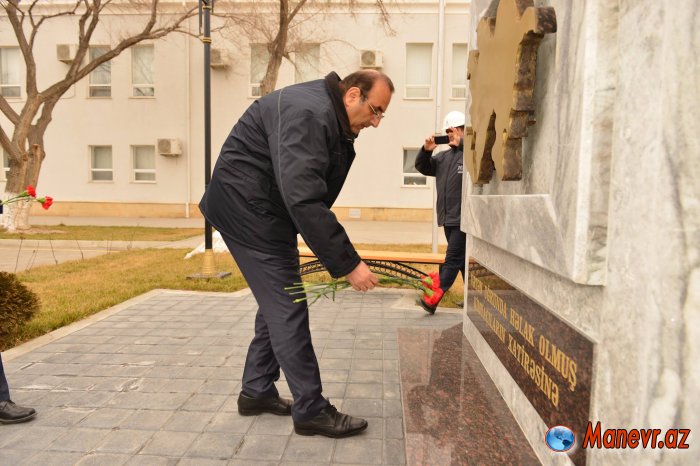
[545,425,575,452]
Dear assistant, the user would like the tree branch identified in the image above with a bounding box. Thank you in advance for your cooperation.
[0,96,20,126]
[29,0,80,32]
[289,0,309,22]
[33,99,58,140]
[3,2,40,98]
[41,3,197,99]
[0,124,13,156]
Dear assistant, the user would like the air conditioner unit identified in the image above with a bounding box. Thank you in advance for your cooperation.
[157,138,182,157]
[56,44,78,64]
[360,50,383,69]
[210,48,230,69]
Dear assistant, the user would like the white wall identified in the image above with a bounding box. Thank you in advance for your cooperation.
[0,2,470,215]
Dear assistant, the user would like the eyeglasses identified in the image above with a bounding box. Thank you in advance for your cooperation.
[367,101,385,120]
[361,92,385,120]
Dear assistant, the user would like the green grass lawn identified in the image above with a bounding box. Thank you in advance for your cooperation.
[0,225,203,241]
[1,242,464,351]
[1,248,243,350]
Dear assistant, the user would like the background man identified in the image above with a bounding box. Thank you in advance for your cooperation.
[200,70,394,438]
[415,111,467,314]
[0,353,36,424]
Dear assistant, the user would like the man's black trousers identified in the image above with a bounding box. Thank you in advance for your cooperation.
[439,225,467,292]
[221,234,329,423]
[0,353,11,401]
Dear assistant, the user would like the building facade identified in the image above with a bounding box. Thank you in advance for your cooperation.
[0,1,471,220]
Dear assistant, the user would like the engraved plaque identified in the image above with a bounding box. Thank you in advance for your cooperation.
[468,261,593,466]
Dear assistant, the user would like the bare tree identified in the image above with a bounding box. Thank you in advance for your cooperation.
[0,0,197,231]
[221,0,395,96]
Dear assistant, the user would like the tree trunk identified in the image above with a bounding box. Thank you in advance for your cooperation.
[0,198,31,231]
[2,143,47,231]
[260,0,290,96]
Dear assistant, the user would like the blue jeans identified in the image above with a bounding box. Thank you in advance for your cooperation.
[0,353,11,401]
[439,225,467,293]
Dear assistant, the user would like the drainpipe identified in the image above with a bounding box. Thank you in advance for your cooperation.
[184,18,192,218]
[432,0,446,254]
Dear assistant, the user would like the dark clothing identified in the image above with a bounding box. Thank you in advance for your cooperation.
[440,226,467,292]
[0,353,10,401]
[415,144,464,227]
[415,142,466,298]
[221,233,328,423]
[200,73,360,278]
[199,72,360,422]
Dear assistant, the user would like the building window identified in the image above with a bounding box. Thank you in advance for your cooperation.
[90,146,113,181]
[2,149,10,180]
[132,146,156,182]
[405,43,432,99]
[451,43,468,99]
[0,47,21,98]
[403,148,427,186]
[132,45,154,97]
[250,43,270,97]
[89,46,111,97]
[294,44,320,84]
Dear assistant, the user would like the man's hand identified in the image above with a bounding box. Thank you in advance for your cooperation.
[346,261,379,292]
[423,135,437,152]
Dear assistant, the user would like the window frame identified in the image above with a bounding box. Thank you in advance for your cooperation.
[249,43,270,98]
[450,43,468,100]
[0,47,22,99]
[89,145,114,183]
[294,43,321,84]
[131,145,156,183]
[401,147,429,188]
[404,43,433,100]
[88,45,112,98]
[1,149,10,181]
[131,44,155,98]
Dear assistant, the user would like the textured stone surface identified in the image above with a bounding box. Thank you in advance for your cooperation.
[463,0,700,465]
[398,325,539,466]
[2,288,463,464]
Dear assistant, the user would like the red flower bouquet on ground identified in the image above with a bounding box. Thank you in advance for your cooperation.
[0,185,53,214]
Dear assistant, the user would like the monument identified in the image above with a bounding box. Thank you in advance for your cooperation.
[462,0,699,464]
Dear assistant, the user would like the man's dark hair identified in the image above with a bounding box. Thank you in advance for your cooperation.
[340,70,395,97]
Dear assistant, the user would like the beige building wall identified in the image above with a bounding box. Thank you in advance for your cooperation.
[0,1,470,220]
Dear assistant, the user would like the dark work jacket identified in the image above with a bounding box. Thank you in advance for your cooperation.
[415,142,464,227]
[199,73,361,278]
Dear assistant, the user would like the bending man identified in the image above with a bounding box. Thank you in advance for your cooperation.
[200,70,394,438]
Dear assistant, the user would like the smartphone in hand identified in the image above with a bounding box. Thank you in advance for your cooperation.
[434,134,450,145]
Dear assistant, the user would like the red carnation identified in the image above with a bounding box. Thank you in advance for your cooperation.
[421,271,441,290]
[27,185,36,197]
[428,271,440,291]
[423,288,444,307]
[39,196,53,210]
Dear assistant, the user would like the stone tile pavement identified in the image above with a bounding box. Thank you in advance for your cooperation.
[1,288,462,465]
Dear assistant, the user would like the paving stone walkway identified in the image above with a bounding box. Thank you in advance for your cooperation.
[1,288,462,465]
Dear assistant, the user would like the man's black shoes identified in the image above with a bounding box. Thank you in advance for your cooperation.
[237,392,292,416]
[0,400,36,424]
[294,404,368,438]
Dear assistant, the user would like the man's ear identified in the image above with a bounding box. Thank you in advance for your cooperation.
[343,86,362,106]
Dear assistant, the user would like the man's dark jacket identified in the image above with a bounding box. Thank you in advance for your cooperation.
[199,73,361,278]
[415,143,463,227]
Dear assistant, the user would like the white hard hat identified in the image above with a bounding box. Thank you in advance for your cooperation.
[443,111,466,130]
